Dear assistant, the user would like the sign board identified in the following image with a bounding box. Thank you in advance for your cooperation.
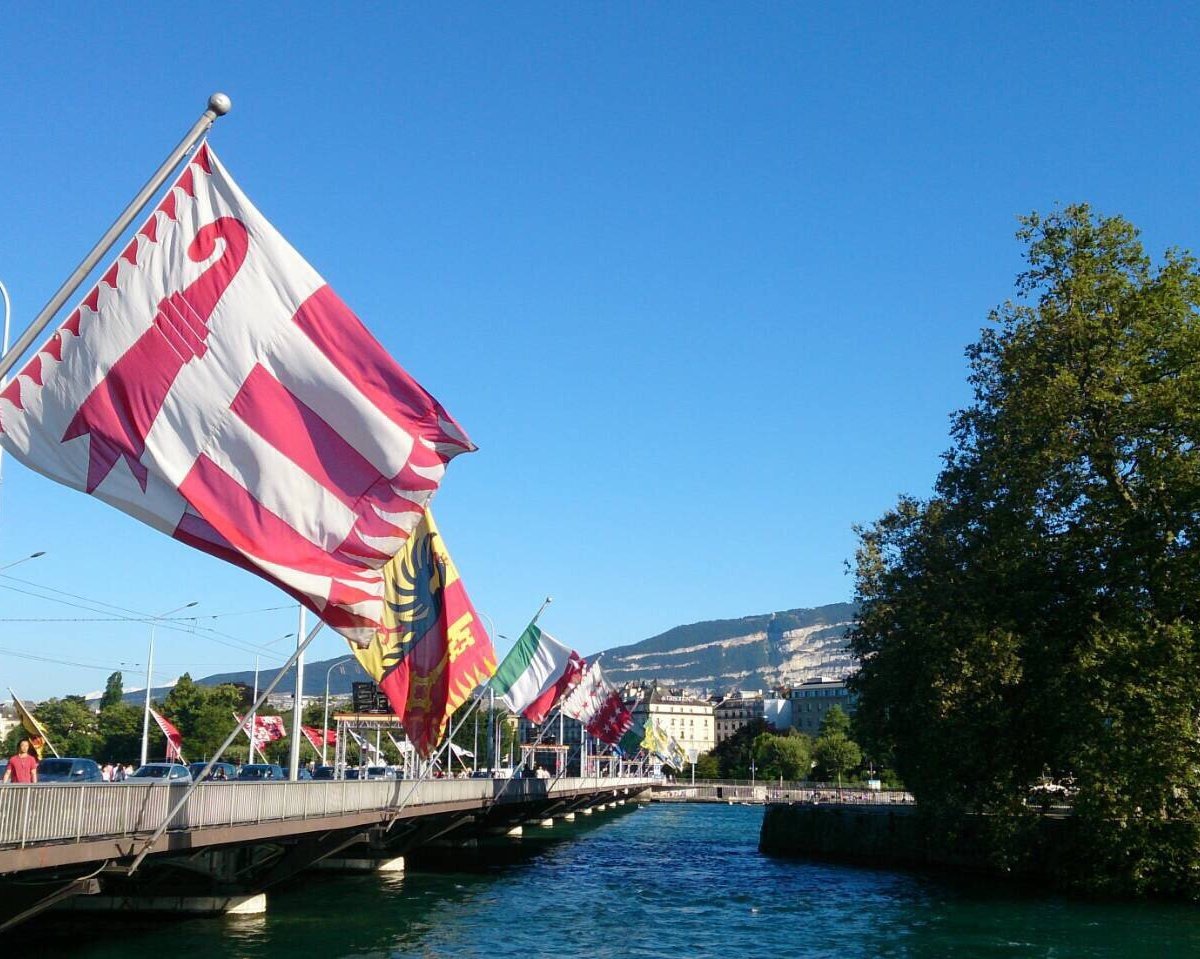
[351,681,391,715]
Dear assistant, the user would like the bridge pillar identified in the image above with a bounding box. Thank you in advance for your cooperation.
[506,826,523,837]
[64,892,267,916]
[562,812,576,821]
[536,819,555,827]
[312,855,405,874]
[581,807,593,815]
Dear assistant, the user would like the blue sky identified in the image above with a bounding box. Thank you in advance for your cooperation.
[2,4,1198,699]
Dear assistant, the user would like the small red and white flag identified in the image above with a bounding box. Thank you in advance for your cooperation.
[561,661,633,746]
[237,713,287,752]
[300,724,335,752]
[0,143,474,647]
[148,707,185,762]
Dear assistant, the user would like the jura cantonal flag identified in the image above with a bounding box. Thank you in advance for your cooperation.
[491,624,585,723]
[351,509,497,757]
[0,143,474,648]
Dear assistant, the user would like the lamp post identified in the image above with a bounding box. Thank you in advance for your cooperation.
[322,656,354,766]
[479,612,506,774]
[0,551,45,572]
[249,632,294,763]
[140,601,198,767]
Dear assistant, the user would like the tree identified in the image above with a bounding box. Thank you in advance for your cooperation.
[692,752,720,779]
[850,205,1200,895]
[752,731,812,780]
[813,733,862,785]
[98,701,142,763]
[99,671,124,712]
[818,705,852,739]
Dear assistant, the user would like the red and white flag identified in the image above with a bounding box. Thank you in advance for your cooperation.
[561,661,633,746]
[0,143,474,646]
[300,725,335,752]
[148,707,185,762]
[237,713,287,752]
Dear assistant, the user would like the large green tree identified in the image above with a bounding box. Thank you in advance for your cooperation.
[850,205,1200,895]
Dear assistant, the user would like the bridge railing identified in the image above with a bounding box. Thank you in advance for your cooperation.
[0,776,653,850]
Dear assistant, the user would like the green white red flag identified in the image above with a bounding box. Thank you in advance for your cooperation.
[490,624,585,723]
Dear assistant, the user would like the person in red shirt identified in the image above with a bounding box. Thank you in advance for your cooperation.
[4,740,39,784]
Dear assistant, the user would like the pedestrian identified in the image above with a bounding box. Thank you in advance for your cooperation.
[102,762,113,782]
[3,740,39,784]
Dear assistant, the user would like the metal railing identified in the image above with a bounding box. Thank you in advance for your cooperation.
[654,783,914,805]
[0,776,654,850]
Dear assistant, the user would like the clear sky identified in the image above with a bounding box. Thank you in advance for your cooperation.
[2,4,1198,699]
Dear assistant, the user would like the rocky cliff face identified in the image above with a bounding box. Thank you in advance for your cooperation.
[601,602,857,693]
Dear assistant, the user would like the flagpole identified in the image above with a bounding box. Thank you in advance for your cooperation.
[8,688,59,758]
[0,93,232,382]
[531,595,553,626]
[128,617,325,875]
[287,606,306,781]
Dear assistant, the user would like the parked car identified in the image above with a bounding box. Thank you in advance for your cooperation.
[129,763,192,783]
[364,765,397,780]
[283,766,313,781]
[37,758,104,783]
[236,763,285,781]
[311,765,336,780]
[344,767,361,780]
[187,762,237,782]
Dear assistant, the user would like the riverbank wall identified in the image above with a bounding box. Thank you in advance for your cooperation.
[759,801,1200,900]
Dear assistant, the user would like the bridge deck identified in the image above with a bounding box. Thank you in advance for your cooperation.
[0,776,654,874]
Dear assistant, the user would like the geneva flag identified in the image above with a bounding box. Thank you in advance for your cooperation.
[351,509,497,757]
[0,143,474,647]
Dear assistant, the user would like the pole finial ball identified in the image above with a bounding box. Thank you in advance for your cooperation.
[208,93,233,116]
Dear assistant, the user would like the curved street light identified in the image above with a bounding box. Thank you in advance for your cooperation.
[0,551,46,573]
[140,601,199,766]
[322,656,355,766]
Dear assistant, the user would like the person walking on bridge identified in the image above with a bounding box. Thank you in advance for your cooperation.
[3,740,38,784]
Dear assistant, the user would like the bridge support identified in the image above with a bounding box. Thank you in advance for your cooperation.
[312,854,405,874]
[64,892,267,916]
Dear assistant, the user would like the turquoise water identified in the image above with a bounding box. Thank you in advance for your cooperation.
[39,803,1200,957]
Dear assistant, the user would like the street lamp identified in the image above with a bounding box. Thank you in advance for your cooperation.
[322,656,354,766]
[140,601,198,766]
[250,632,294,762]
[0,551,45,572]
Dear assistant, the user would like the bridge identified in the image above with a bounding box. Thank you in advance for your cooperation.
[0,775,655,931]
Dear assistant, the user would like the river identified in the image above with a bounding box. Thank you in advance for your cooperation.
[40,802,1200,957]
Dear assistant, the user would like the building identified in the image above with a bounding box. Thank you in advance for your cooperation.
[713,690,764,744]
[785,677,855,735]
[627,683,715,757]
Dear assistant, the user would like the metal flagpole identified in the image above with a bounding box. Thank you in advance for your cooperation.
[287,607,306,780]
[0,94,232,382]
[127,619,325,874]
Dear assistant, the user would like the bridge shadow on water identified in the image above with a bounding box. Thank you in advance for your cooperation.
[13,802,642,958]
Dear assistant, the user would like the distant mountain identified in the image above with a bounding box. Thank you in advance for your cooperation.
[601,603,857,695]
[193,656,375,698]
[178,602,857,700]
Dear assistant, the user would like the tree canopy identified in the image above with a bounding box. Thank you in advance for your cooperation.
[850,205,1200,896]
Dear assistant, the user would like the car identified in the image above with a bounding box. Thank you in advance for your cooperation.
[187,761,237,782]
[344,767,361,780]
[236,763,285,781]
[363,765,397,780]
[284,767,313,781]
[129,763,192,783]
[37,757,104,783]
[311,765,336,780]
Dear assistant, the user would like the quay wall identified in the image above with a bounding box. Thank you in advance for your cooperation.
[759,801,1200,900]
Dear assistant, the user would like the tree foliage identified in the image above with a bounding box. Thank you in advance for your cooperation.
[850,205,1200,896]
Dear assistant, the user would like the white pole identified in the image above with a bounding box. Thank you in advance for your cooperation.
[287,606,306,780]
[140,600,196,767]
[0,95,232,383]
[250,656,260,763]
